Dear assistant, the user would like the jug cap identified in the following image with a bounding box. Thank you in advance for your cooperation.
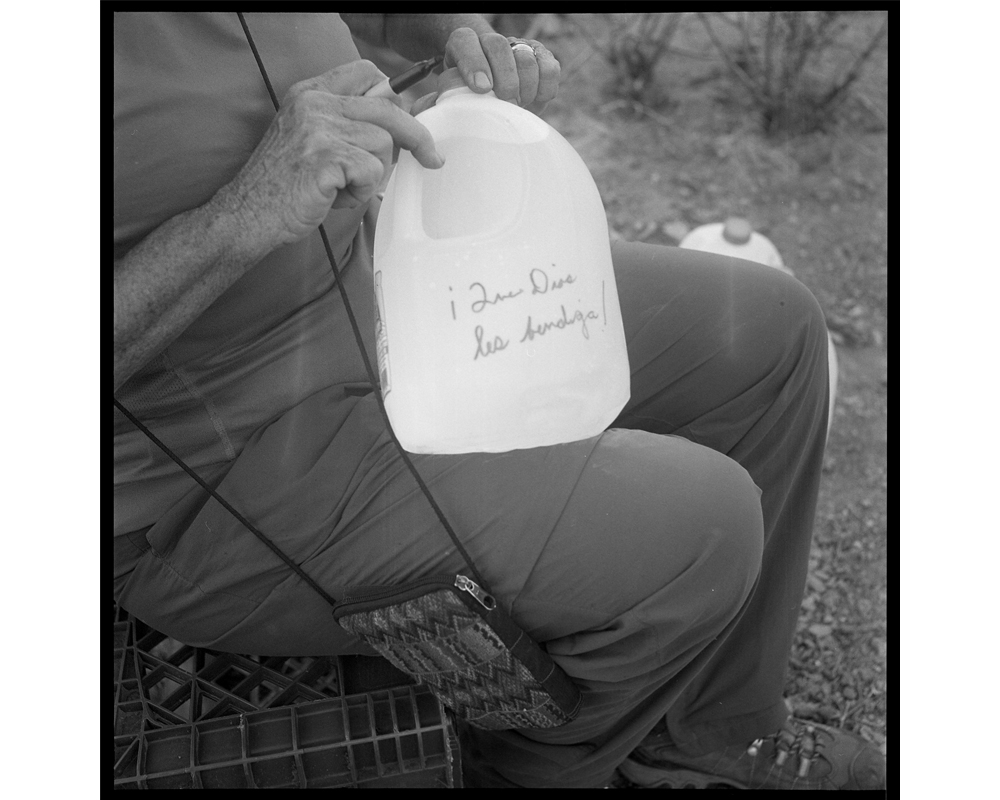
[722,217,753,245]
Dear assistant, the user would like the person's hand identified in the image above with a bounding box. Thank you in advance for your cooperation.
[215,60,444,252]
[442,28,561,115]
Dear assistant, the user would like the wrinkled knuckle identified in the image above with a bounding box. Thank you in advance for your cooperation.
[482,31,509,48]
[283,80,307,102]
[300,132,333,164]
[286,88,323,117]
[330,118,362,142]
[291,87,315,108]
[285,75,324,103]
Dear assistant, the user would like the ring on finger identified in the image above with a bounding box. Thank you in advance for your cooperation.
[509,40,535,55]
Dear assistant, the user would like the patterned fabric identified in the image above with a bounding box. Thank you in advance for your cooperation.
[337,588,578,730]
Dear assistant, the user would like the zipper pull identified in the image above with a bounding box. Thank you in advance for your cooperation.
[455,574,496,610]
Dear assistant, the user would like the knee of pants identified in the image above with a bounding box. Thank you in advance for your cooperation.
[613,439,765,637]
[736,271,830,421]
[689,455,765,624]
[777,273,830,369]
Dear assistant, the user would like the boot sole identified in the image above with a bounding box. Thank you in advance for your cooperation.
[618,757,745,789]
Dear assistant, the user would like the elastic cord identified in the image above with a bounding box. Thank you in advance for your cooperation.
[235,13,489,593]
[112,398,339,607]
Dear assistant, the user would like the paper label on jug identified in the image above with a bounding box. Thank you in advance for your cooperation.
[373,270,391,396]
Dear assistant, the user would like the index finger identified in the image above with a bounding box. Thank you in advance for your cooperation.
[338,95,445,169]
[363,77,406,109]
[288,60,398,104]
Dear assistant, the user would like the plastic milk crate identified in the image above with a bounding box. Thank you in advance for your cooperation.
[112,603,462,788]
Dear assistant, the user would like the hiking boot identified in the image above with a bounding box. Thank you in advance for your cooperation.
[619,716,886,790]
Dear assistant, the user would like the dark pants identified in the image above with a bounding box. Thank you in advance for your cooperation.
[114,240,829,788]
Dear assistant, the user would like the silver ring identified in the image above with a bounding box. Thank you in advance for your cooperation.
[510,42,534,55]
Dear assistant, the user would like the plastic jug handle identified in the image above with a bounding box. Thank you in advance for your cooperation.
[388,153,430,243]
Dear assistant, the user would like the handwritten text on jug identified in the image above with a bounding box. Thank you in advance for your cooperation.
[448,267,606,361]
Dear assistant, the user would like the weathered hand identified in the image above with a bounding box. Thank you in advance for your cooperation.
[443,27,560,114]
[216,60,444,251]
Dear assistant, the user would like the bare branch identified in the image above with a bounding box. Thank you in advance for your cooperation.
[599,98,676,129]
[763,11,777,99]
[740,10,755,68]
[559,45,599,83]
[698,12,769,107]
[812,11,850,56]
[647,13,683,68]
[563,14,617,63]
[663,45,717,61]
[817,13,889,111]
[712,11,745,32]
[788,12,830,85]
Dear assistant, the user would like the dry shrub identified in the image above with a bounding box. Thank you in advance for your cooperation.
[699,11,889,136]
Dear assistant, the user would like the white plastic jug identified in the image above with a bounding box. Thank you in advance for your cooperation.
[679,217,792,275]
[680,217,838,437]
[373,70,630,454]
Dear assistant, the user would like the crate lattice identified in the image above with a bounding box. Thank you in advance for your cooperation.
[112,603,460,788]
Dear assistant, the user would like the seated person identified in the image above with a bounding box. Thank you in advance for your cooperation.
[113,11,885,790]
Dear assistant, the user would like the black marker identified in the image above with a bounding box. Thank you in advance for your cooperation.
[389,56,445,93]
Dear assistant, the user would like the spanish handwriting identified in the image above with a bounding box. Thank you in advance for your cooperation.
[469,281,524,314]
[520,304,600,343]
[474,325,510,359]
[529,268,576,295]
